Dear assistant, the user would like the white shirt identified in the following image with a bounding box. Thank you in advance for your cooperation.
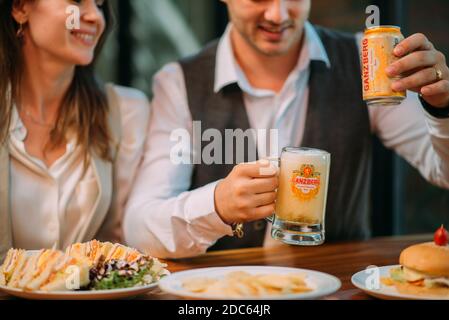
[10,85,150,250]
[124,23,449,259]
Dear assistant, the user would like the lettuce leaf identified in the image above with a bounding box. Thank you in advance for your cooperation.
[92,268,149,290]
[390,267,406,283]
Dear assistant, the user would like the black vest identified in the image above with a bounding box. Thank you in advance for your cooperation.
[180,26,372,251]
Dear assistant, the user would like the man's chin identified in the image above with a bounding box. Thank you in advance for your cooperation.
[254,43,292,57]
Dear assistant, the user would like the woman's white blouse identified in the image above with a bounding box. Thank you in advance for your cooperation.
[9,85,150,250]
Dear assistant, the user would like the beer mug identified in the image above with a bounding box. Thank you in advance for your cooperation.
[266,147,331,246]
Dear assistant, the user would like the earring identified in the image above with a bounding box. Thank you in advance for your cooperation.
[16,22,24,38]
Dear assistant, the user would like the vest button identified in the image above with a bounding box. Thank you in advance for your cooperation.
[254,221,266,231]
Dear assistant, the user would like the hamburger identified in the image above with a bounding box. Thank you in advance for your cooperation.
[387,239,449,297]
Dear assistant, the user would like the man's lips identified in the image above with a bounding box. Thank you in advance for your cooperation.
[258,25,291,41]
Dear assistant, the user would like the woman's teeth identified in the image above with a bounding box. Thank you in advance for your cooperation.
[73,32,95,43]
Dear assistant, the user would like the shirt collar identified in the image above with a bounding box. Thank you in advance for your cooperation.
[10,105,27,141]
[9,105,76,152]
[214,21,331,94]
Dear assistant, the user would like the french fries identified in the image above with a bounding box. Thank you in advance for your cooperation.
[182,271,312,298]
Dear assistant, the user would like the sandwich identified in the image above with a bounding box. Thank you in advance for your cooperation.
[1,241,169,292]
[0,249,90,292]
[86,242,169,290]
[40,252,91,291]
[66,240,114,267]
[104,243,144,263]
[0,249,26,287]
[65,240,143,266]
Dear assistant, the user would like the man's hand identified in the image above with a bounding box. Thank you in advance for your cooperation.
[386,33,449,108]
[214,160,279,225]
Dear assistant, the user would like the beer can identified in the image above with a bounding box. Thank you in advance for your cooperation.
[361,25,406,107]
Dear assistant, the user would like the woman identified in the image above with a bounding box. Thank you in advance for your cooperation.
[0,0,150,259]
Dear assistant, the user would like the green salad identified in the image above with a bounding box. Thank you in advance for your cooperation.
[89,257,169,290]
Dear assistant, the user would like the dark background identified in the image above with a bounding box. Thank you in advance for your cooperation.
[97,0,449,237]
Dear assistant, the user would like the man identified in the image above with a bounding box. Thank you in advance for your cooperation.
[124,0,449,258]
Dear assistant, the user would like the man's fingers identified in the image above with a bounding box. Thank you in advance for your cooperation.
[421,80,449,97]
[252,192,277,207]
[253,203,276,220]
[251,176,279,194]
[394,33,433,57]
[392,67,440,92]
[387,51,437,77]
[238,160,278,178]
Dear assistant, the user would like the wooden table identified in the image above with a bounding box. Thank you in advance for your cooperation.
[147,234,431,300]
[0,234,431,300]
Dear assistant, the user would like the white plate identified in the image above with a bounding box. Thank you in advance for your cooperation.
[0,250,162,300]
[158,266,341,300]
[0,282,159,300]
[351,265,449,300]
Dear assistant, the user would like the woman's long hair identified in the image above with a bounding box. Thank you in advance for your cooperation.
[0,0,115,162]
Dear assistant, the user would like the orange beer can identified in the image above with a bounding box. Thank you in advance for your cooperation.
[361,26,406,107]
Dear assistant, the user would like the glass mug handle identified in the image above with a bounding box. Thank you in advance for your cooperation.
[261,156,280,224]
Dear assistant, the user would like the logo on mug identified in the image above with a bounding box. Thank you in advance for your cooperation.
[291,165,321,201]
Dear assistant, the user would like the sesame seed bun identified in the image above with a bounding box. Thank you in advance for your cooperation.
[400,242,449,278]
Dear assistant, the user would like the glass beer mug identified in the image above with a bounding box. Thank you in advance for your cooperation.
[267,147,331,246]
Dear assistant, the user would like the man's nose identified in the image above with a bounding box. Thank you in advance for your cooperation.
[264,0,289,24]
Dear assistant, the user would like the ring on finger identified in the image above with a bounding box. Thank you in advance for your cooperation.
[435,67,443,81]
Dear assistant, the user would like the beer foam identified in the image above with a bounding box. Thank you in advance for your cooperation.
[281,148,329,164]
